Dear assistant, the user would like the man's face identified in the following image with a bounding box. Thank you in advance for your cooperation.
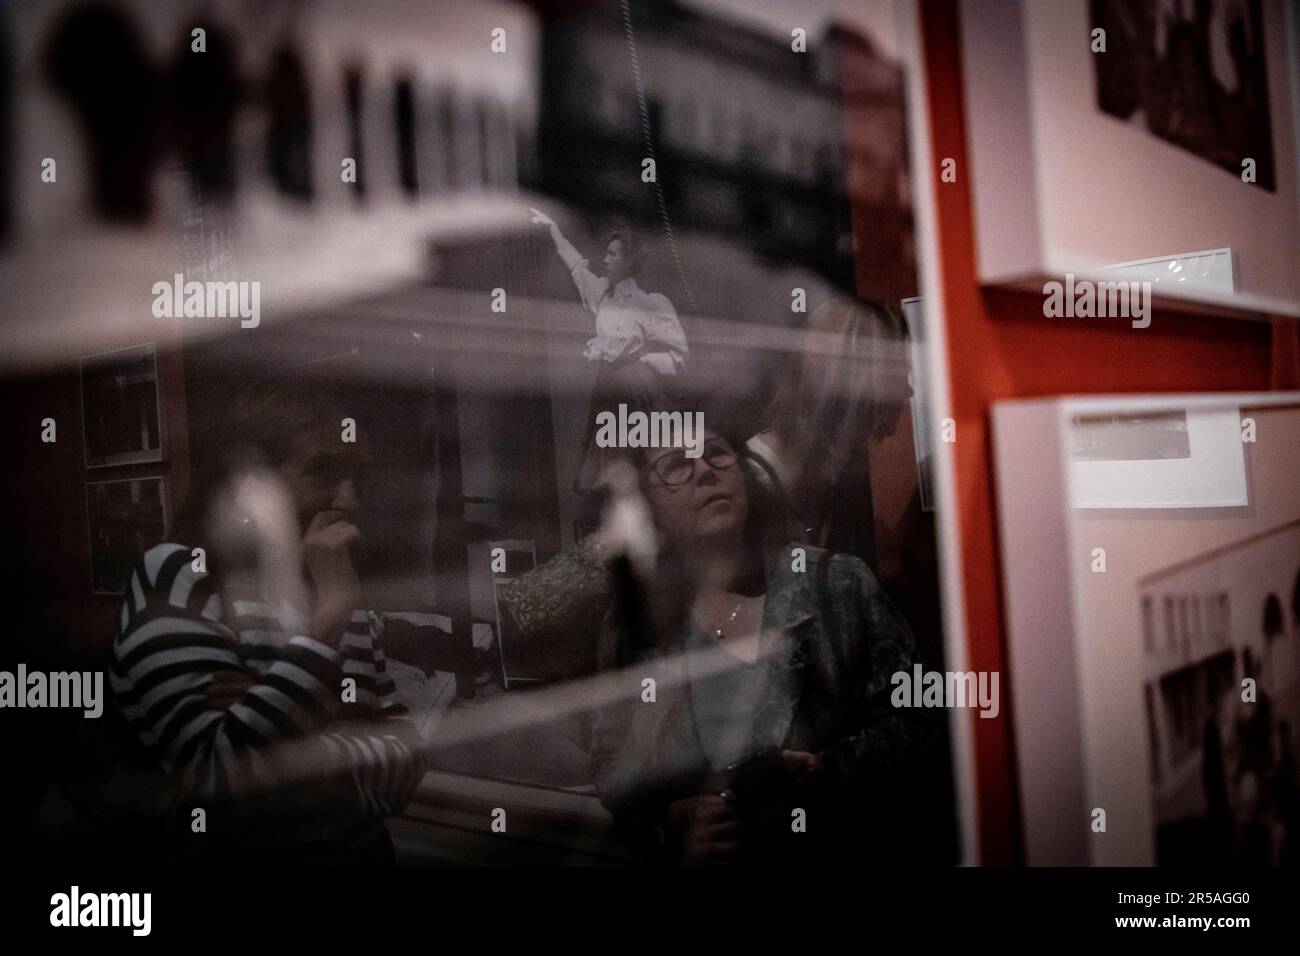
[277,424,369,532]
[644,434,747,547]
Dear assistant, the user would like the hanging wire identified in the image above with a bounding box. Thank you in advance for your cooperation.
[618,0,697,315]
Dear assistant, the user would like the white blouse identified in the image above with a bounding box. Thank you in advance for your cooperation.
[566,258,687,371]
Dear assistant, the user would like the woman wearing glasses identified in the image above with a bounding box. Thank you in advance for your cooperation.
[590,420,947,865]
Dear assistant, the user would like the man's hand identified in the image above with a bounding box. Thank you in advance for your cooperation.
[529,207,556,229]
[639,352,677,376]
[205,671,256,711]
[303,509,362,646]
[667,794,739,865]
[780,750,824,784]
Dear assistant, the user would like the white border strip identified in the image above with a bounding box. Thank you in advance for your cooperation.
[897,0,979,866]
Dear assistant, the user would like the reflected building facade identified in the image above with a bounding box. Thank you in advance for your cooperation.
[534,0,913,295]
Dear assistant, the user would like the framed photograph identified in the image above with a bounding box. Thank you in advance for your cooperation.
[1092,1,1278,189]
[79,343,165,468]
[961,0,1300,319]
[992,393,1300,864]
[2,0,978,869]
[86,476,169,595]
[1138,519,1300,865]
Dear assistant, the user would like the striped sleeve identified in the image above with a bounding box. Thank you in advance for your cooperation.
[321,723,426,819]
[336,610,401,714]
[110,544,348,815]
[324,612,427,818]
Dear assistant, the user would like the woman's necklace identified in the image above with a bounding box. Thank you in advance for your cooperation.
[711,597,746,641]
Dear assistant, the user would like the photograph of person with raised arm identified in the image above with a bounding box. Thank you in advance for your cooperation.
[532,208,689,496]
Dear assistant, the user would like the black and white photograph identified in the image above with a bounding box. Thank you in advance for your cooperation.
[0,0,1297,939]
[1141,523,1300,867]
[85,476,168,595]
[79,343,164,468]
[1091,0,1277,190]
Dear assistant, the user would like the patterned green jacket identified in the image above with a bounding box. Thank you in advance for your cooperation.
[590,544,947,862]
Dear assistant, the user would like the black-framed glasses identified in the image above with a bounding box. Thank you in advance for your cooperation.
[648,439,738,487]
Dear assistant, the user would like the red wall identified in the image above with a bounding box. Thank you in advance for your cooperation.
[919,0,1278,863]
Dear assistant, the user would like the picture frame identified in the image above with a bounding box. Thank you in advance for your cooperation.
[79,343,166,468]
[992,392,1300,864]
[960,0,1300,320]
[900,296,936,512]
[86,476,169,595]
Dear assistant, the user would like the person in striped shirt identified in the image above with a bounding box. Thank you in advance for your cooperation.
[102,382,425,864]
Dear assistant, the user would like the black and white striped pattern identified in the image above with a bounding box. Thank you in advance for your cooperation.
[109,543,422,824]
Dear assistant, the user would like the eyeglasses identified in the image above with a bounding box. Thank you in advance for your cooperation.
[648,439,738,488]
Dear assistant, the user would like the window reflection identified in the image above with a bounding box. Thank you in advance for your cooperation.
[5,0,958,867]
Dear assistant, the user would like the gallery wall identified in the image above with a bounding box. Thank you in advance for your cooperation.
[0,333,190,667]
[919,0,1280,864]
